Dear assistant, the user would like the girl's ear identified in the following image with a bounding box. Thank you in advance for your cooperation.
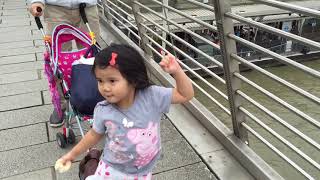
[128,81,137,88]
[132,82,137,88]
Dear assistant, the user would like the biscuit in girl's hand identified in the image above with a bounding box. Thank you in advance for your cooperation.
[55,159,72,173]
[163,57,170,66]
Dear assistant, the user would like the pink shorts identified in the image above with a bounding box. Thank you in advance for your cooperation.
[86,160,152,180]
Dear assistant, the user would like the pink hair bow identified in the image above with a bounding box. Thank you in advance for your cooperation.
[109,52,118,66]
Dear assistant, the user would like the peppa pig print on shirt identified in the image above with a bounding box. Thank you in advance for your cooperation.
[127,122,159,168]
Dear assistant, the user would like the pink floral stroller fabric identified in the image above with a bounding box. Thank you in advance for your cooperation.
[44,51,62,118]
[43,24,94,118]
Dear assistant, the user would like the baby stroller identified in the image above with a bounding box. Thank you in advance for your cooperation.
[34,4,104,148]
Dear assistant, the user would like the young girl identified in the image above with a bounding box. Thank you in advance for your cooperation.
[56,43,194,179]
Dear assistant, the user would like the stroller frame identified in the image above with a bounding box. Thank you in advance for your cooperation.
[35,4,101,148]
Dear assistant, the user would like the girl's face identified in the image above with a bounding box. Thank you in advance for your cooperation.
[95,66,135,109]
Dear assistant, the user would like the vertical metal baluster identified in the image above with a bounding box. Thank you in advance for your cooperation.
[132,0,154,60]
[212,0,248,143]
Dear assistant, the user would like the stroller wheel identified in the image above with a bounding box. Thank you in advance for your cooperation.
[56,132,67,148]
[67,129,76,144]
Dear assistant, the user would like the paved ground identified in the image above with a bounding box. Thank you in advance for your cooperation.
[0,0,217,179]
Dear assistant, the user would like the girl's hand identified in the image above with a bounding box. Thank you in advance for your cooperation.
[55,152,75,173]
[159,51,182,75]
[29,3,44,17]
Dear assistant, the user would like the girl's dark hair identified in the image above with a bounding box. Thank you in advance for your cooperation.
[92,43,151,89]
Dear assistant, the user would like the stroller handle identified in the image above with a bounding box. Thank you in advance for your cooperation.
[35,17,43,30]
[79,3,88,24]
[34,7,43,30]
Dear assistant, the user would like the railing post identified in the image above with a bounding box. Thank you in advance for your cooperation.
[103,0,113,24]
[161,0,169,50]
[131,0,154,60]
[212,0,249,143]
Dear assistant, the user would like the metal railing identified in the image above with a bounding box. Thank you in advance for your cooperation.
[100,0,320,179]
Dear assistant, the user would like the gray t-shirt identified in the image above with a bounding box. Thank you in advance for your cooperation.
[92,85,172,176]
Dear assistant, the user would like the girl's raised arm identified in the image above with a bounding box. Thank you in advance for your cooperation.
[159,53,194,104]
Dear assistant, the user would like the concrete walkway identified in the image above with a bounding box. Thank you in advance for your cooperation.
[0,0,217,179]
